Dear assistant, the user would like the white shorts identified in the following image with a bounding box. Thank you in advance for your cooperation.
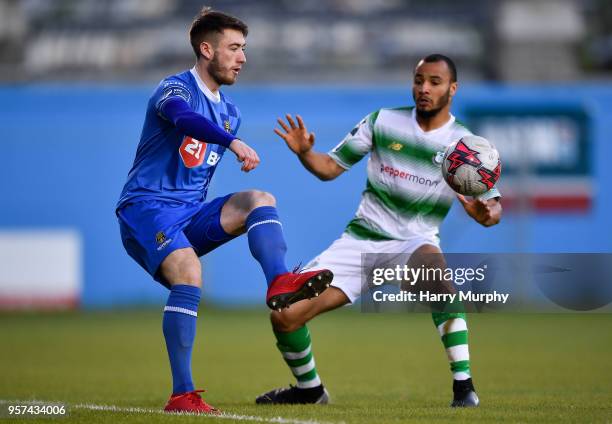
[302,232,440,303]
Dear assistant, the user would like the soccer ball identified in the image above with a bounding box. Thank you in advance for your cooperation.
[441,135,501,196]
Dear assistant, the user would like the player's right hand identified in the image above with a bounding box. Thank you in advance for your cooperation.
[229,139,260,172]
[456,194,501,227]
[274,114,315,156]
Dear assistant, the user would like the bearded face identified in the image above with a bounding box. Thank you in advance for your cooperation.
[412,60,456,119]
[414,86,451,118]
[203,28,246,87]
[207,54,237,86]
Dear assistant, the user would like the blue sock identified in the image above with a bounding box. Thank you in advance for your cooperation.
[162,284,201,395]
[246,206,289,286]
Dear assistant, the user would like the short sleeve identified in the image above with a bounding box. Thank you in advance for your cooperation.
[154,78,195,116]
[328,111,377,170]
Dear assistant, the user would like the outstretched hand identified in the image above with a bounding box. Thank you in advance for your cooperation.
[229,139,260,172]
[274,114,315,156]
[456,195,501,227]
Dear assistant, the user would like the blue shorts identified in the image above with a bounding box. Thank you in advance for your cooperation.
[117,194,237,286]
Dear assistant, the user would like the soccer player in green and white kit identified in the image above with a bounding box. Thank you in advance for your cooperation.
[255,54,502,407]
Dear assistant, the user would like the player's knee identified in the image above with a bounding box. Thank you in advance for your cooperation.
[168,269,202,287]
[172,269,202,287]
[270,309,307,333]
[245,190,276,210]
[410,244,445,269]
[159,248,202,287]
[228,191,276,220]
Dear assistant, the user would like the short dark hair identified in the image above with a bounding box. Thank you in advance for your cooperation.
[189,7,248,59]
[419,54,457,82]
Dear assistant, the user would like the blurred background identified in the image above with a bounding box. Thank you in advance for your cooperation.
[1,0,611,309]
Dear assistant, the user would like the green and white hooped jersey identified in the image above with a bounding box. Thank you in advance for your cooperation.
[328,107,500,241]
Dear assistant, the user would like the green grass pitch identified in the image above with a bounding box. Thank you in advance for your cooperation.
[1,308,611,423]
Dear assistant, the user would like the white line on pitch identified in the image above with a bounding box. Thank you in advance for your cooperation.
[0,399,339,424]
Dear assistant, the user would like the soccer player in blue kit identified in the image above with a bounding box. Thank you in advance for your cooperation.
[116,8,332,414]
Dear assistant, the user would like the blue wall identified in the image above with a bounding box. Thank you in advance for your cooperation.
[1,83,611,307]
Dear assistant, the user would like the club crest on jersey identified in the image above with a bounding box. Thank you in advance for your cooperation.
[179,136,208,168]
[388,142,403,151]
[433,151,445,166]
[224,120,231,132]
[155,231,172,251]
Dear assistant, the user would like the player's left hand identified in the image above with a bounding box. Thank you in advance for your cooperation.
[457,195,502,227]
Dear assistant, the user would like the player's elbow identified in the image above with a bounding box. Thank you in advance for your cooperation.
[316,172,336,182]
[317,161,344,181]
[482,219,499,228]
[172,113,194,131]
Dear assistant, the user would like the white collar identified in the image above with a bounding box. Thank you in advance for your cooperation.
[411,107,455,134]
[190,67,221,103]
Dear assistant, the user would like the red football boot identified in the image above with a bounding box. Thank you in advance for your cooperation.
[164,389,220,414]
[266,269,334,311]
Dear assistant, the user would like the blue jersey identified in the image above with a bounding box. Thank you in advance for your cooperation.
[117,68,241,209]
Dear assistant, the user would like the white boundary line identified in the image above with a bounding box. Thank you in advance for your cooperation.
[0,399,340,424]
